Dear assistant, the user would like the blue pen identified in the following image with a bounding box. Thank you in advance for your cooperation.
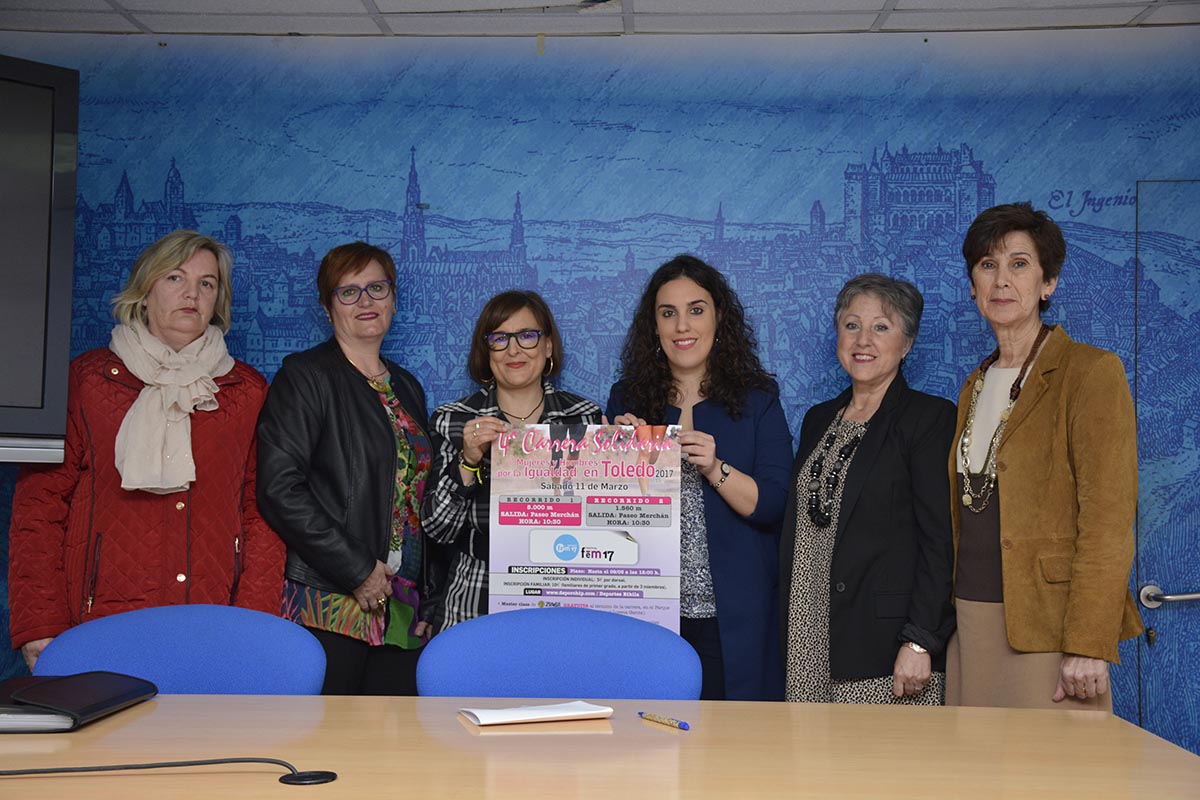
[638,711,690,731]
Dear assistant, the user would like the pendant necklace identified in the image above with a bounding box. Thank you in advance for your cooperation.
[959,323,1052,513]
[347,357,390,393]
[806,407,866,529]
[499,393,545,423]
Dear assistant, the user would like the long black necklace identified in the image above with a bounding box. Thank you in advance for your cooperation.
[806,408,866,528]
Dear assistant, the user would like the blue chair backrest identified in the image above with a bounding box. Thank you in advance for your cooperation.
[416,607,701,699]
[34,604,325,695]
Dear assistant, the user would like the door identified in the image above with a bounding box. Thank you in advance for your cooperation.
[1133,180,1200,754]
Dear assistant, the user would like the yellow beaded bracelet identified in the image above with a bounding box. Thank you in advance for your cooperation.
[459,453,483,479]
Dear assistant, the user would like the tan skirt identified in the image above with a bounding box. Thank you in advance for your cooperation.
[946,598,1112,712]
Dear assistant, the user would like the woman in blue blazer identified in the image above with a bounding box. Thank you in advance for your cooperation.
[781,274,955,705]
[607,255,793,701]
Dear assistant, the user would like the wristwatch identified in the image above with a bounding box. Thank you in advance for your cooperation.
[902,641,928,654]
[712,461,732,489]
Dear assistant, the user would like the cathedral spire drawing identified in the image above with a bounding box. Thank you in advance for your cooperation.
[115,170,134,220]
[510,192,526,260]
[401,147,427,263]
[164,157,185,222]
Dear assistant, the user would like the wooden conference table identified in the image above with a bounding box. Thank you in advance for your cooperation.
[2,695,1198,799]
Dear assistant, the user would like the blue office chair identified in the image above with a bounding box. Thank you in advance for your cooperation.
[34,604,326,695]
[416,606,701,699]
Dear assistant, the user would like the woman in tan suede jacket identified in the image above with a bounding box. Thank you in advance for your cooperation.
[946,202,1142,710]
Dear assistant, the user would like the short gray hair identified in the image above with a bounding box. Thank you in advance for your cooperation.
[834,273,924,342]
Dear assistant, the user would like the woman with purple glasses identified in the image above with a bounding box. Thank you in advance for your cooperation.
[420,290,600,634]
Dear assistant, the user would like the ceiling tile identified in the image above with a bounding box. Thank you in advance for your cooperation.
[895,0,1146,8]
[882,6,1142,29]
[639,0,885,11]
[132,13,384,34]
[1144,3,1200,23]
[635,12,881,32]
[119,0,367,11]
[0,0,112,9]
[0,9,137,30]
[381,11,623,34]
[1,0,1195,35]
[375,0,587,9]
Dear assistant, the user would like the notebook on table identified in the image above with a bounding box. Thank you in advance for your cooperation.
[0,671,158,733]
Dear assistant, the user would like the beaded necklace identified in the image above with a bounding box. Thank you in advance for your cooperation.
[959,323,1053,513]
[806,408,867,529]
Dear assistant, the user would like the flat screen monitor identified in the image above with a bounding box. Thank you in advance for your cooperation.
[0,53,78,463]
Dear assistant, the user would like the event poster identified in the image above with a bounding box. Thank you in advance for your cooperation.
[487,424,682,631]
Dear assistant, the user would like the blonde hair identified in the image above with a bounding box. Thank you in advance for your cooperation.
[111,230,235,332]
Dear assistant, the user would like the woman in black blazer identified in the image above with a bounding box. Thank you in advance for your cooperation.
[781,274,955,704]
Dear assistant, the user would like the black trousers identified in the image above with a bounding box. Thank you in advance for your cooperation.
[680,616,726,700]
[308,627,423,696]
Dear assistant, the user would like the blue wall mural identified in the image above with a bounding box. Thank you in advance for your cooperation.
[1,28,1198,746]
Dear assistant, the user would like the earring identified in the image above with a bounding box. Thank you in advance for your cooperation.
[543,355,555,376]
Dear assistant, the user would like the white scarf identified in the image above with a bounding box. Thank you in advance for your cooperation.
[109,323,235,494]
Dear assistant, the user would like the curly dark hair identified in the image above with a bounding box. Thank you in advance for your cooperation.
[616,254,776,421]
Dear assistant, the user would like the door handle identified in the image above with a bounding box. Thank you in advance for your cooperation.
[1139,583,1200,609]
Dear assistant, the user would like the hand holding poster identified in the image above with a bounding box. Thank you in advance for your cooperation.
[488,424,682,631]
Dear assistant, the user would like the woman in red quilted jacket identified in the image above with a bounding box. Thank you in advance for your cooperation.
[8,230,286,670]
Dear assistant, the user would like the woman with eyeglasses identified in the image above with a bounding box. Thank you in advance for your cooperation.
[421,290,601,633]
[257,242,433,695]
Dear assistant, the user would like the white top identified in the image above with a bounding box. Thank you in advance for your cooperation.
[960,366,1021,471]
